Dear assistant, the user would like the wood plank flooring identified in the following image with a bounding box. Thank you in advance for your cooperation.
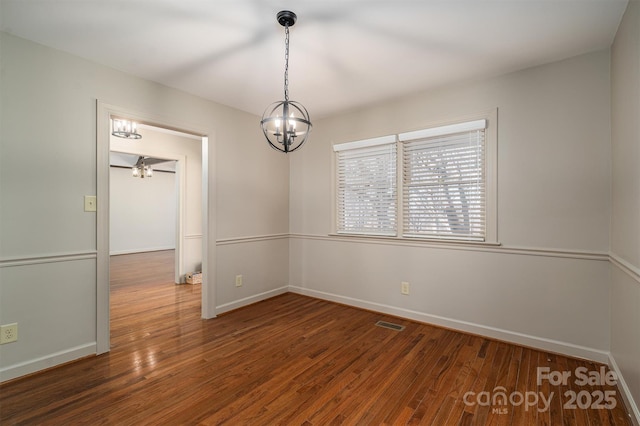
[0,250,633,425]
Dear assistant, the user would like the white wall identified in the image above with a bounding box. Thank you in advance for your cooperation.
[290,50,612,360]
[0,32,289,382]
[110,166,176,254]
[610,0,640,420]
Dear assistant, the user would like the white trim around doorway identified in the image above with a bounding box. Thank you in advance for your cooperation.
[96,101,216,355]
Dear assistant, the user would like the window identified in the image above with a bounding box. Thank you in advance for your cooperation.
[400,120,486,241]
[333,112,496,243]
[334,136,397,236]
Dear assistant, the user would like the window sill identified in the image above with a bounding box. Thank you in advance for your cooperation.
[328,233,501,248]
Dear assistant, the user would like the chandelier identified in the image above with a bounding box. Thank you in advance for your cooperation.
[112,119,142,139]
[260,11,312,153]
[132,157,153,179]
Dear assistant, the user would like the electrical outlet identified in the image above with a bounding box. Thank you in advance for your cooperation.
[235,275,243,287]
[0,323,18,344]
[401,282,410,295]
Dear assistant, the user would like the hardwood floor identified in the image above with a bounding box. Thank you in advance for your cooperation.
[0,250,632,425]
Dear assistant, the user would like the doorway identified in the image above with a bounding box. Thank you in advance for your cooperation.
[109,124,196,286]
[96,101,215,354]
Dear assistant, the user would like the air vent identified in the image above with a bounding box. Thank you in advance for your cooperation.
[375,320,405,331]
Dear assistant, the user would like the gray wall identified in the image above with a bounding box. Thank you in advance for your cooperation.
[611,0,640,420]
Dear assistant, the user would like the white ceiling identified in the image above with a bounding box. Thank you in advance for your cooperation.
[0,0,628,119]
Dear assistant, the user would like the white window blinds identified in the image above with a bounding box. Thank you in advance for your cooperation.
[400,120,486,241]
[334,136,397,236]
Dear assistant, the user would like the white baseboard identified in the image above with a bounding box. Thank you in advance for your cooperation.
[0,343,96,383]
[215,286,289,315]
[609,353,640,426]
[288,285,610,364]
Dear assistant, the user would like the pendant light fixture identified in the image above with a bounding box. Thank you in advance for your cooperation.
[132,156,153,179]
[112,119,142,139]
[260,10,312,153]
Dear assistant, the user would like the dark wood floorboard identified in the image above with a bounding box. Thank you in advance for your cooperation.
[0,250,633,425]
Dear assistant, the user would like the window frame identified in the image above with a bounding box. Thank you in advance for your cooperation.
[332,109,498,245]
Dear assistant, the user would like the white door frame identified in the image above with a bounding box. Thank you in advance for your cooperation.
[96,101,216,354]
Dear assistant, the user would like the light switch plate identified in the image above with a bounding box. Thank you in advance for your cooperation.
[84,195,97,212]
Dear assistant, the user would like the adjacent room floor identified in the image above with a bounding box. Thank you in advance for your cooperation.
[0,250,632,425]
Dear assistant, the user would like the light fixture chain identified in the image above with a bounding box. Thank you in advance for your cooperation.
[284,24,290,102]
